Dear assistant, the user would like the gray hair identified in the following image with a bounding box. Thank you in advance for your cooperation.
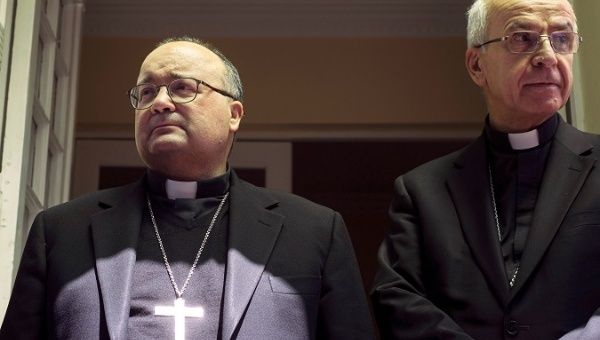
[466,0,488,48]
[157,36,244,101]
[466,0,578,48]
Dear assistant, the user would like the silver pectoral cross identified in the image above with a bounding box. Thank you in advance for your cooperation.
[155,298,204,340]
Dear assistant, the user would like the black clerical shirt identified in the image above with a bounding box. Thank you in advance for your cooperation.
[485,114,558,284]
[127,170,230,339]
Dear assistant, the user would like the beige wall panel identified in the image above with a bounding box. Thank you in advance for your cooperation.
[77,37,486,136]
[573,0,600,132]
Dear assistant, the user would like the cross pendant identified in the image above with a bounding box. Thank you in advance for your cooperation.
[155,298,204,340]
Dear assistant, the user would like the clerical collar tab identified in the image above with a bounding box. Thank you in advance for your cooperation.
[508,129,540,150]
[166,180,198,199]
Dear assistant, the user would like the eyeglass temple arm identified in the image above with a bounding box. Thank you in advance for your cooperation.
[474,37,505,48]
[198,80,238,100]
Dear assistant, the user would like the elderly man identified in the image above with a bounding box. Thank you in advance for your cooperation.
[372,0,600,339]
[0,38,374,339]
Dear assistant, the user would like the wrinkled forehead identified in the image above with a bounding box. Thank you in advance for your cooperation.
[137,42,226,85]
[488,0,577,32]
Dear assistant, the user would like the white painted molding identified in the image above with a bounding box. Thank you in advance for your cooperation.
[61,2,85,203]
[71,139,292,198]
[0,0,41,322]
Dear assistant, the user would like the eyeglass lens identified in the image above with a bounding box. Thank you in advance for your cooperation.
[508,31,579,53]
[130,78,199,109]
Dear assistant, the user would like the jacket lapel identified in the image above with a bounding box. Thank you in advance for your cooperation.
[90,179,145,340]
[447,136,510,303]
[509,121,596,299]
[222,174,284,340]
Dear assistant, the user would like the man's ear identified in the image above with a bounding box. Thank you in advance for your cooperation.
[466,48,486,87]
[229,101,244,133]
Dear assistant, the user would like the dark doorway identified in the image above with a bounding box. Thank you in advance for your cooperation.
[292,140,472,289]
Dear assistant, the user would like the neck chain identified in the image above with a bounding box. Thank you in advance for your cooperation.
[488,165,519,288]
[146,192,229,298]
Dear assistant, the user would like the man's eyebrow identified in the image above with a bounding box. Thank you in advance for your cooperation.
[550,20,574,31]
[505,19,535,31]
[137,72,191,84]
[137,75,154,84]
[170,72,191,79]
[505,18,575,32]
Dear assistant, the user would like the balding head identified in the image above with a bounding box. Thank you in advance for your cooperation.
[133,39,244,180]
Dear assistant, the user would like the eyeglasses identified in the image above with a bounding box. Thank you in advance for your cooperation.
[475,31,582,54]
[127,77,237,110]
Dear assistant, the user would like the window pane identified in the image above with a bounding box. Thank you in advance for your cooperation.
[35,38,44,101]
[56,1,62,49]
[45,149,53,206]
[50,73,58,124]
[22,205,31,247]
[27,120,38,188]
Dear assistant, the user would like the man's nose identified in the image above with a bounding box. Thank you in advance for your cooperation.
[532,37,558,67]
[151,86,176,113]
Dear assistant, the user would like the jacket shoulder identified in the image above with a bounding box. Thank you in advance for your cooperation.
[401,144,469,181]
[42,180,141,219]
[237,179,337,217]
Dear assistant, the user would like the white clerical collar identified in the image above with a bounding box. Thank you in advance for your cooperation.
[165,179,198,199]
[508,129,540,150]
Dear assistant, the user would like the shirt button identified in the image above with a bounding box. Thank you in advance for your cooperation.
[506,320,519,336]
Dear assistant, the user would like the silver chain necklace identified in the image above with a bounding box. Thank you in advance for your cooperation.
[488,165,519,288]
[146,192,229,298]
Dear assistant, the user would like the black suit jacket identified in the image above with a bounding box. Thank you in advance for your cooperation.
[1,173,374,340]
[372,120,600,339]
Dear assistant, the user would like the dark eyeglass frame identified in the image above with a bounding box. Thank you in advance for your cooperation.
[474,30,582,54]
[127,77,238,110]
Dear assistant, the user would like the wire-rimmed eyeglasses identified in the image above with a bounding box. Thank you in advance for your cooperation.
[127,77,237,110]
[474,31,582,54]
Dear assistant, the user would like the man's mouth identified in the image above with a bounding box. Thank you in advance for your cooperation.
[523,82,561,91]
[152,120,182,129]
[525,82,558,86]
[150,122,183,135]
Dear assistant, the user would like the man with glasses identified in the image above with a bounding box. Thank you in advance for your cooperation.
[372,0,600,339]
[0,38,374,339]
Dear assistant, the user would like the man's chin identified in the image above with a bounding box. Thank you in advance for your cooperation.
[523,91,565,110]
[146,137,188,155]
[520,98,564,116]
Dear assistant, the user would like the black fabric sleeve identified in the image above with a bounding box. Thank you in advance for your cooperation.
[0,212,48,340]
[371,176,474,340]
[317,211,375,339]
